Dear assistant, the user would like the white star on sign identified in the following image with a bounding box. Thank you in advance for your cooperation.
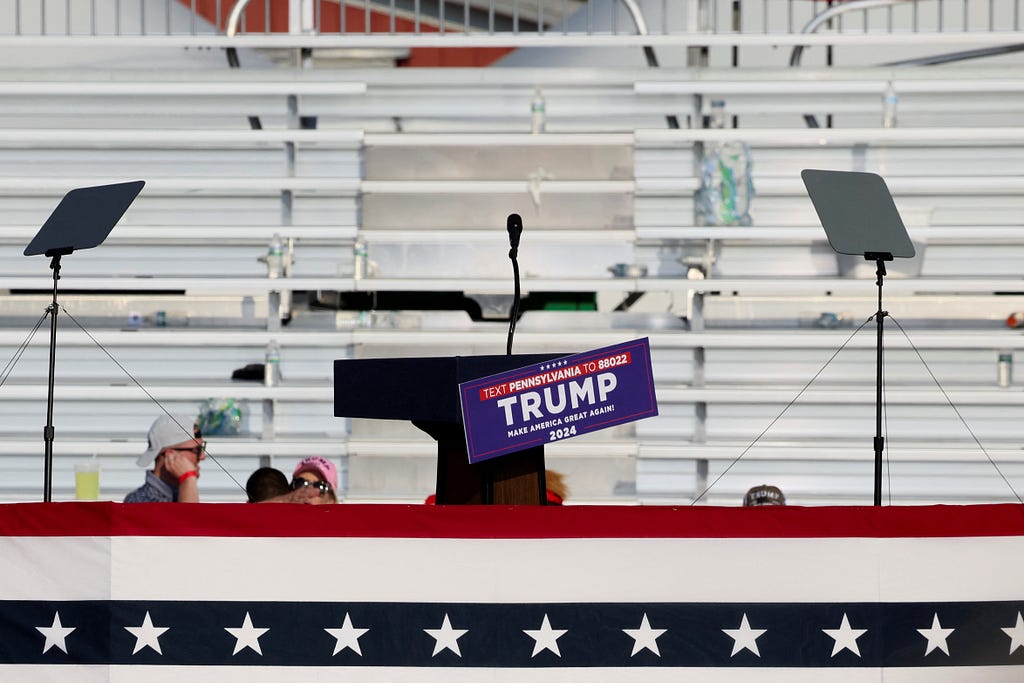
[722,613,766,657]
[917,613,955,656]
[225,611,269,655]
[36,611,75,654]
[424,613,468,657]
[124,611,169,655]
[822,613,867,657]
[1002,612,1024,655]
[325,612,370,656]
[524,614,568,657]
[622,613,666,656]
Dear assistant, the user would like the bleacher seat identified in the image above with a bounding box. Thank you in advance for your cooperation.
[0,0,1022,505]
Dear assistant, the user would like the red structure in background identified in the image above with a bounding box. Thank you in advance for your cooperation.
[185,0,515,67]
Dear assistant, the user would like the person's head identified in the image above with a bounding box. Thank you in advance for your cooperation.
[545,469,569,505]
[291,456,339,504]
[138,415,205,484]
[246,467,290,503]
[743,484,786,507]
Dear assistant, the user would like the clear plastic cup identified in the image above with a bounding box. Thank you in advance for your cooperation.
[74,460,100,500]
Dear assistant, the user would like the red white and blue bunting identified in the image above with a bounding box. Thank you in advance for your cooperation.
[1,502,1022,681]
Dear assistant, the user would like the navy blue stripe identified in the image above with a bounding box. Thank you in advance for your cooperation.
[0,600,1020,667]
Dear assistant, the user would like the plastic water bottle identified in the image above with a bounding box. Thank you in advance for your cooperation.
[264,339,281,386]
[695,100,754,226]
[530,88,546,134]
[263,233,284,279]
[882,82,898,129]
[353,236,369,280]
[708,98,727,130]
[998,352,1013,388]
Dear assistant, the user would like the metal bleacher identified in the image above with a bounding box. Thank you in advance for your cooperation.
[1,0,1023,506]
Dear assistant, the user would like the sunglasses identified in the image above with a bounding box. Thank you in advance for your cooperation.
[175,441,206,457]
[291,478,331,494]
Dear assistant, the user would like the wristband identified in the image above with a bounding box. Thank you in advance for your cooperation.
[178,470,198,484]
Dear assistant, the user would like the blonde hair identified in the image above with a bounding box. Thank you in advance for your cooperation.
[545,470,569,504]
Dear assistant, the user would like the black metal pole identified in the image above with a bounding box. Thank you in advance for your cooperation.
[43,254,62,502]
[873,258,887,506]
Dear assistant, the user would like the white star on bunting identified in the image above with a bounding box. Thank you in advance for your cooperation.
[225,612,269,655]
[524,614,568,657]
[124,611,169,655]
[822,613,867,657]
[722,613,766,657]
[622,613,666,656]
[36,611,75,654]
[325,612,370,656]
[1002,611,1024,655]
[424,613,468,657]
[917,612,954,656]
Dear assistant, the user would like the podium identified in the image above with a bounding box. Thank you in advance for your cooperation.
[334,354,563,504]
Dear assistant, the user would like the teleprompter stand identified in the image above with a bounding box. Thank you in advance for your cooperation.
[334,354,562,504]
[24,181,145,501]
[801,169,916,506]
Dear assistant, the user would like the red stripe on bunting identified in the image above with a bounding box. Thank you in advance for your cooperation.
[0,502,1022,539]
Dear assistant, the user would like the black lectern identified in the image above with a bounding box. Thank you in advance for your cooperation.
[335,353,562,504]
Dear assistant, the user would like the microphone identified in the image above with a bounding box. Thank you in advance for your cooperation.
[506,214,523,355]
[507,213,523,258]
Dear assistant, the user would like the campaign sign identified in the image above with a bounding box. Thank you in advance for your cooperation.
[459,338,658,464]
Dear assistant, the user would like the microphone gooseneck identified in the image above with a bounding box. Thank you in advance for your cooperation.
[506,214,523,355]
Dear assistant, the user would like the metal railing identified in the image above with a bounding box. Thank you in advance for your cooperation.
[0,0,1021,47]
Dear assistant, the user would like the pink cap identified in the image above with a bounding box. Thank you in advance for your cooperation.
[292,456,338,492]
